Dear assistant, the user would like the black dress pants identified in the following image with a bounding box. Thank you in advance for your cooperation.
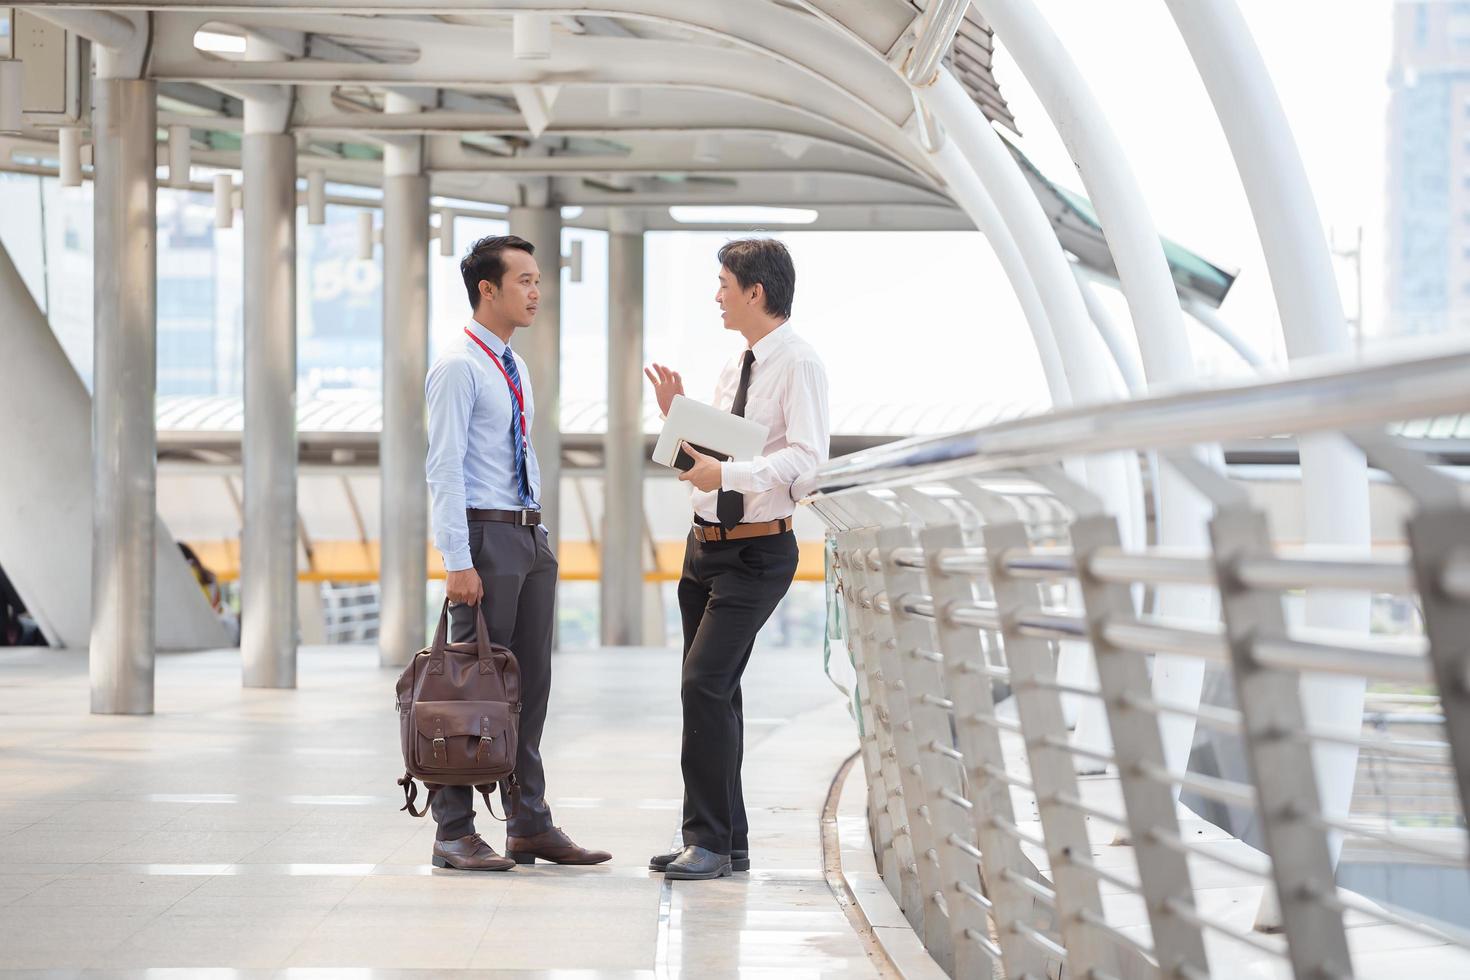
[677,528,800,854]
[432,519,558,841]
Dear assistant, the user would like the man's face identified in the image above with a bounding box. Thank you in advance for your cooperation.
[715,266,755,332]
[482,248,541,328]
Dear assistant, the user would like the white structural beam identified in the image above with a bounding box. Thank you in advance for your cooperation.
[1165,0,1372,880]
[140,10,931,177]
[978,0,1220,781]
[378,94,430,668]
[918,72,1142,538]
[923,139,1070,408]
[1073,269,1143,396]
[18,0,922,124]
[918,69,1147,765]
[1183,297,1268,368]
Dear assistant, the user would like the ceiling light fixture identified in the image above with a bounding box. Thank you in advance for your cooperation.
[668,206,817,225]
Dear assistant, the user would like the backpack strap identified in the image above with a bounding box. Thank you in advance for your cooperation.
[476,782,506,822]
[397,773,438,818]
[473,776,521,823]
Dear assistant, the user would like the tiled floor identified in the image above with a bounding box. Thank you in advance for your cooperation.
[0,641,878,978]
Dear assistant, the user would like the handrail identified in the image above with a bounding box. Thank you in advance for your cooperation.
[817,349,1470,978]
[796,343,1470,501]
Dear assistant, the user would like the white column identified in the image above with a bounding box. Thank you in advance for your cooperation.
[976,0,1223,780]
[240,95,298,688]
[602,224,645,646]
[378,97,430,667]
[925,140,1072,407]
[1165,0,1371,872]
[90,73,157,714]
[509,206,564,564]
[919,71,1145,763]
[1183,298,1267,368]
[919,73,1140,535]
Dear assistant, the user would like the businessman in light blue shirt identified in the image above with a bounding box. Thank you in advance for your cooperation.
[423,234,610,872]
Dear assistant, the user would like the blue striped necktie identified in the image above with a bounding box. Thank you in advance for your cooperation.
[501,347,538,509]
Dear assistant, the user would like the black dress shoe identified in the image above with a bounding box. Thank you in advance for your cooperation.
[662,844,732,880]
[650,848,750,873]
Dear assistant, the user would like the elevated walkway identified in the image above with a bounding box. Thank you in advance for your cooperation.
[0,642,877,975]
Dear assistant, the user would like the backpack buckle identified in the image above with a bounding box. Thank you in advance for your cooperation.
[477,716,494,761]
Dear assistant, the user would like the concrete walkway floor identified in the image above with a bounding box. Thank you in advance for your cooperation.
[0,641,877,977]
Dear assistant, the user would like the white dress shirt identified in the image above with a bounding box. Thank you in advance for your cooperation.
[424,321,543,572]
[692,321,830,524]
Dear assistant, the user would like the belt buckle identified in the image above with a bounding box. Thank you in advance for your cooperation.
[518,510,532,526]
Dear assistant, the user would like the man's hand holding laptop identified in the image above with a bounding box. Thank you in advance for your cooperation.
[677,442,724,492]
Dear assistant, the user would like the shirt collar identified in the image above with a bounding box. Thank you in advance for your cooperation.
[466,319,509,358]
[750,321,793,363]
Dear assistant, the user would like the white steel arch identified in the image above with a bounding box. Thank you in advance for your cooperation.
[1164,0,1372,883]
[971,0,1220,780]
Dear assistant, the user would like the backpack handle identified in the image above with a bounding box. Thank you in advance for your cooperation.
[430,597,495,659]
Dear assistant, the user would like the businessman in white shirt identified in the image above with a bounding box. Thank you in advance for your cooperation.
[644,238,831,880]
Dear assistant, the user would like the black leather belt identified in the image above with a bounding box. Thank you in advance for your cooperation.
[466,508,542,526]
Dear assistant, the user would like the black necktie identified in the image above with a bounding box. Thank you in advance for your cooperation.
[716,349,755,530]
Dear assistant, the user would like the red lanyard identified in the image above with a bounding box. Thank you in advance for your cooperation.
[464,328,528,443]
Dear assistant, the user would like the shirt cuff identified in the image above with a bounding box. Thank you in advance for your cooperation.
[721,460,756,493]
[442,549,474,573]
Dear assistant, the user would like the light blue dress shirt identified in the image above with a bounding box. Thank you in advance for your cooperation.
[425,320,543,572]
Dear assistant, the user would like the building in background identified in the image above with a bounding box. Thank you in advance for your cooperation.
[1387,0,1470,337]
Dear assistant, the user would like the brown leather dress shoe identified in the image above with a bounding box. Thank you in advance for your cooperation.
[505,827,612,865]
[432,833,516,871]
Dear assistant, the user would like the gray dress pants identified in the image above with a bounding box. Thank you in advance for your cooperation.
[432,519,558,840]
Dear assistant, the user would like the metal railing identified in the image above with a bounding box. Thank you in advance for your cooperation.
[799,347,1470,979]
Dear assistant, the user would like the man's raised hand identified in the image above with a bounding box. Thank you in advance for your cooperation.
[644,362,684,417]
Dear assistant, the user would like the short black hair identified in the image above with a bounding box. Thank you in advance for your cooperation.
[717,238,795,320]
[461,234,536,309]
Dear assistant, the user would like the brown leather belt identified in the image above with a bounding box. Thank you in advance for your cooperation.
[467,508,542,526]
[692,517,792,543]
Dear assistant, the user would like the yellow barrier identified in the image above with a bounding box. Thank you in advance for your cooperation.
[184,538,827,584]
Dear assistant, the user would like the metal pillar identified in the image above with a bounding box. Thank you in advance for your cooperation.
[508,206,563,565]
[241,124,298,688]
[601,227,645,645]
[981,514,1119,977]
[877,516,992,978]
[847,528,925,926]
[378,114,430,667]
[834,534,897,883]
[90,75,157,715]
[1199,478,1352,977]
[921,517,1047,979]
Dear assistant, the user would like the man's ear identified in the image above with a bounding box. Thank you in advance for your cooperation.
[479,279,496,303]
[748,282,765,308]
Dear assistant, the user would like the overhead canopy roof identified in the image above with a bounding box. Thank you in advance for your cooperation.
[4,0,1227,291]
[1006,140,1239,308]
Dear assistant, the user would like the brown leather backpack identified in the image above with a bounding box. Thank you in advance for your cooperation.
[395,601,521,819]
